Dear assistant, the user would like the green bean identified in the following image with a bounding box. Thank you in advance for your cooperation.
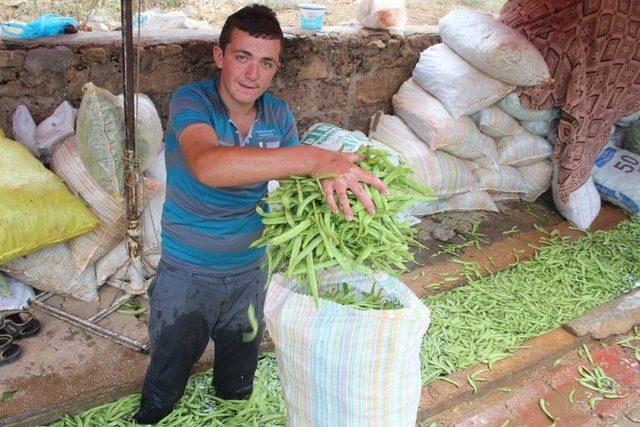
[539,398,556,421]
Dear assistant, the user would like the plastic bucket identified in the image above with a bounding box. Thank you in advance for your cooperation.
[297,3,326,30]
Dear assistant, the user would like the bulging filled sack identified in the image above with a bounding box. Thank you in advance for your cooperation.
[497,93,559,122]
[592,146,640,216]
[412,43,514,119]
[0,131,99,265]
[497,133,552,166]
[473,165,528,193]
[265,269,429,427]
[76,82,125,197]
[519,119,556,138]
[439,9,551,86]
[369,113,475,197]
[392,79,495,164]
[553,165,601,230]
[51,136,126,273]
[114,93,164,171]
[472,105,525,138]
[1,244,99,302]
[518,159,552,202]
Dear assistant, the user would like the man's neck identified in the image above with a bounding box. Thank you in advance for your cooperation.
[217,80,257,120]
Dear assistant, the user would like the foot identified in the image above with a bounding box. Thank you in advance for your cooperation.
[132,403,173,425]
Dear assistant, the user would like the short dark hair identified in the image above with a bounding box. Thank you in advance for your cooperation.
[219,4,284,52]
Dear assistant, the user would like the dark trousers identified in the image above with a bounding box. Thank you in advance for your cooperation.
[141,259,267,409]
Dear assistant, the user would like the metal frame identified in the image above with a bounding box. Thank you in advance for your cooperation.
[30,289,150,353]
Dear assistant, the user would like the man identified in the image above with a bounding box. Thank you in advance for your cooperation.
[134,4,387,424]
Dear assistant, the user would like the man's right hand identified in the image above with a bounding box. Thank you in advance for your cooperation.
[308,150,388,221]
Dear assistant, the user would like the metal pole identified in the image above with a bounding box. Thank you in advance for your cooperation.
[121,0,145,294]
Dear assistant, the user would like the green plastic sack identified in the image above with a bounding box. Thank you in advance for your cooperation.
[76,82,125,197]
[0,131,99,265]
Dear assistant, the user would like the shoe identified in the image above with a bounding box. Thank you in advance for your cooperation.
[132,400,173,425]
[215,387,253,400]
[0,334,21,366]
[0,310,41,340]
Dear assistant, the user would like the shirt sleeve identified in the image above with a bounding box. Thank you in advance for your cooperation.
[169,84,212,140]
[281,105,300,147]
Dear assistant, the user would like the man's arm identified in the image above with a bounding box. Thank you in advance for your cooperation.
[179,123,387,220]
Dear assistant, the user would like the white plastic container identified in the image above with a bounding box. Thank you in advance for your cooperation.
[298,3,326,30]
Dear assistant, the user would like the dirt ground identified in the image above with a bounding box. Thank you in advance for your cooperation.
[0,0,507,30]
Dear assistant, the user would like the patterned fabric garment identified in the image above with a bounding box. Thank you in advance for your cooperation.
[500,0,640,203]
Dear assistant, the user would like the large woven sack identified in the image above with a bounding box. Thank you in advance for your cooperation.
[369,113,475,197]
[114,93,164,171]
[51,136,126,273]
[518,159,552,202]
[552,165,600,230]
[95,149,166,286]
[0,273,35,311]
[76,82,125,197]
[412,44,514,119]
[592,146,640,216]
[473,165,528,193]
[412,190,499,215]
[615,110,640,127]
[519,119,556,138]
[392,79,494,163]
[1,244,99,302]
[472,105,525,138]
[0,131,99,265]
[497,93,559,122]
[442,132,499,167]
[439,9,551,86]
[265,269,429,427]
[301,123,399,162]
[497,133,552,167]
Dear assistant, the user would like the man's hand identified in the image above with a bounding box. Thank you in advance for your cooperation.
[309,151,388,221]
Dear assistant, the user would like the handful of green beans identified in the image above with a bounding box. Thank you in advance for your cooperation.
[319,283,403,310]
[251,146,436,304]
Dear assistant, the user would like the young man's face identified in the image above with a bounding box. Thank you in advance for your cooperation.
[214,28,281,110]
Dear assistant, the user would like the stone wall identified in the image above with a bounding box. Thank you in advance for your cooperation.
[0,26,439,138]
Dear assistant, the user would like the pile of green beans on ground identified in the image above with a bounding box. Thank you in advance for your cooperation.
[250,146,436,303]
[420,219,640,384]
[319,283,403,310]
[51,219,640,426]
[50,354,285,427]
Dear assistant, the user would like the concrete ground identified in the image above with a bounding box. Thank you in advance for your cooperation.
[1,198,639,426]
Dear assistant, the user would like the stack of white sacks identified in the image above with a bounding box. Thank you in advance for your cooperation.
[368,9,560,218]
[1,83,165,303]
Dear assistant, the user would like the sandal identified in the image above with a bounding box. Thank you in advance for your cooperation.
[0,334,20,366]
[0,311,41,340]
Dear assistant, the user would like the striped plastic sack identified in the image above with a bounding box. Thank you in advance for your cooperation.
[472,105,525,138]
[392,80,498,165]
[439,9,551,87]
[411,190,498,215]
[51,136,126,273]
[412,44,514,119]
[489,191,520,202]
[552,165,601,230]
[1,244,99,302]
[497,133,552,167]
[519,119,556,138]
[473,165,528,193]
[497,93,559,122]
[0,273,34,311]
[446,190,499,212]
[443,132,499,166]
[301,122,399,163]
[518,159,552,202]
[369,113,475,197]
[265,269,430,427]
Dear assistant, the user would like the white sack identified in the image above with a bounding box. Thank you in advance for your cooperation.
[497,133,552,167]
[518,159,553,202]
[497,93,559,122]
[472,105,525,138]
[12,105,38,157]
[473,165,528,193]
[34,101,77,163]
[354,0,407,36]
[412,43,514,119]
[592,145,640,216]
[0,273,35,311]
[553,166,601,230]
